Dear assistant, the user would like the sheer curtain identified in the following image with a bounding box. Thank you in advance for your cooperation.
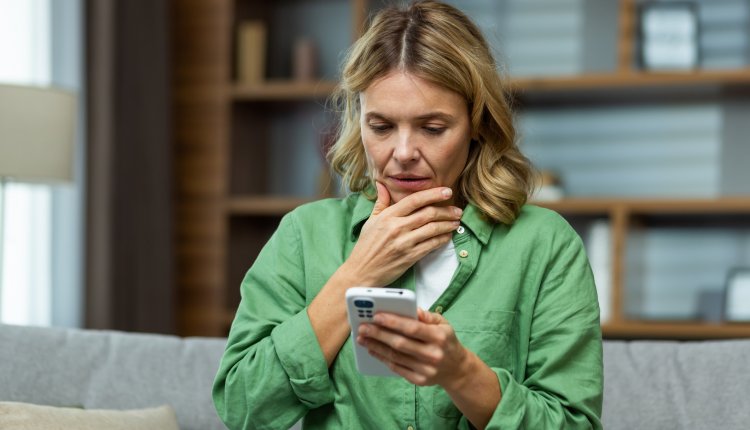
[0,0,83,327]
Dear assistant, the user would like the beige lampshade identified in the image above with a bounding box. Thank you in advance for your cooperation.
[0,84,76,182]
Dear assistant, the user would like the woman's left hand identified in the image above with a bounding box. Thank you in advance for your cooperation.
[357,308,470,388]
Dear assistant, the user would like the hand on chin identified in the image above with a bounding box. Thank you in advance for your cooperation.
[386,185,453,207]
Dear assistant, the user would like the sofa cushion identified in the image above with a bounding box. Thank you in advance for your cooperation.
[603,340,750,430]
[0,324,228,430]
[0,402,179,430]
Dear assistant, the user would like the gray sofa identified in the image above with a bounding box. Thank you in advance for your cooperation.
[0,324,228,430]
[1,323,749,429]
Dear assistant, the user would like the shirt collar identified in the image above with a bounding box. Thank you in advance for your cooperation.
[348,191,495,244]
[349,188,376,241]
[460,203,495,245]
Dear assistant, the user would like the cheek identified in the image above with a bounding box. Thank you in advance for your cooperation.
[457,143,470,170]
[437,140,470,179]
[362,139,385,171]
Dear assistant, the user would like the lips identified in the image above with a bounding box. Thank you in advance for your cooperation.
[388,174,432,191]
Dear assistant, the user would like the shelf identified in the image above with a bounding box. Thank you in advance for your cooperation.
[512,69,750,104]
[226,196,750,217]
[226,196,313,216]
[232,80,338,101]
[513,69,750,92]
[603,321,750,340]
[534,197,750,215]
[229,69,750,103]
[532,198,616,214]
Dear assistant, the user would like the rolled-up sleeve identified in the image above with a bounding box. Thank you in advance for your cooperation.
[485,223,603,429]
[213,212,334,430]
[271,308,334,407]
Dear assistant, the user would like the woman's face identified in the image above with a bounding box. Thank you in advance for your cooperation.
[360,70,472,205]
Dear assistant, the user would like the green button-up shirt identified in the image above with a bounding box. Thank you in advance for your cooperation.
[213,193,603,429]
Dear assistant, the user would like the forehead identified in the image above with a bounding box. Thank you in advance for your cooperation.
[360,71,466,117]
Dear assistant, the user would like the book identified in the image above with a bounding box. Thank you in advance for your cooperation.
[586,219,612,324]
[237,21,266,85]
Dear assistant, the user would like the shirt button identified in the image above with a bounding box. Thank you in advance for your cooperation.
[435,305,443,314]
[459,249,469,258]
[407,426,414,430]
[456,226,465,234]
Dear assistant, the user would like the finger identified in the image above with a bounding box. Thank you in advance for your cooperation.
[400,232,453,263]
[367,345,414,374]
[389,362,432,386]
[386,187,453,217]
[361,319,436,360]
[404,220,460,246]
[372,312,436,344]
[374,312,454,362]
[419,308,446,325]
[370,347,433,385]
[419,308,442,325]
[403,205,463,229]
[367,340,437,377]
[364,317,451,369]
[396,221,456,260]
[371,181,391,216]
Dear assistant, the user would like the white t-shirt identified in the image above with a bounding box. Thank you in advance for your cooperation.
[415,240,459,310]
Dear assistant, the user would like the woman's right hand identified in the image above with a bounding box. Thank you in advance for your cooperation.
[339,182,463,288]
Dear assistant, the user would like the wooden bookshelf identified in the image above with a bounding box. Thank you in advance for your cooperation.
[228,196,750,218]
[536,197,750,339]
[513,69,750,93]
[535,197,750,215]
[228,69,750,103]
[226,196,313,216]
[513,70,750,104]
[173,0,750,339]
[603,322,750,340]
[232,80,338,101]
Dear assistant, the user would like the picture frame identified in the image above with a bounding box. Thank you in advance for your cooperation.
[639,1,700,71]
[724,268,750,322]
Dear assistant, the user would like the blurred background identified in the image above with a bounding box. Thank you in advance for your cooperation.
[1,0,749,340]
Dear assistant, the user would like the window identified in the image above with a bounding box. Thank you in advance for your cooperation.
[0,0,83,327]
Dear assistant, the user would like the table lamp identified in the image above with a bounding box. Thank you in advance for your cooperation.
[0,83,76,318]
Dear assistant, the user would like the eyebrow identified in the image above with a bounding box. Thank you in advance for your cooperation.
[364,111,456,122]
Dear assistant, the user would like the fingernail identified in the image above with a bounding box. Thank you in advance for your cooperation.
[372,314,383,324]
[359,325,369,335]
[442,188,452,198]
[453,207,463,217]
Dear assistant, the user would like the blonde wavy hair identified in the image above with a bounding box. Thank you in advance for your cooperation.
[327,0,534,224]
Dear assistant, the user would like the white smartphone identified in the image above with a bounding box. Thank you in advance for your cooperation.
[345,287,418,377]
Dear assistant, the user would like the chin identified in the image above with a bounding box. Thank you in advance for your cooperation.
[388,189,410,204]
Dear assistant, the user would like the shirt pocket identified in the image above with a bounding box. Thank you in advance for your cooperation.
[433,310,516,418]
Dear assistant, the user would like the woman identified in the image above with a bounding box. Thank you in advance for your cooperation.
[213,1,603,429]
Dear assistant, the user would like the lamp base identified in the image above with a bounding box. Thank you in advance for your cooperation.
[0,177,5,320]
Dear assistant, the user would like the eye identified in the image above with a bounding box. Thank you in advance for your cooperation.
[423,125,446,135]
[368,123,392,134]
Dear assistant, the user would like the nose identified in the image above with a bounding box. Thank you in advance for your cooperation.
[392,130,420,164]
